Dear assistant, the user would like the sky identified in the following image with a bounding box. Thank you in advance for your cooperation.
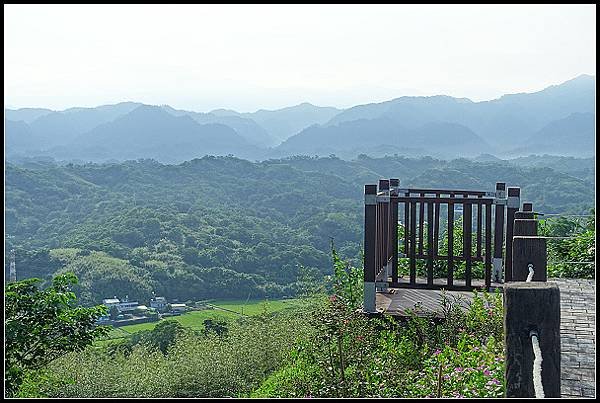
[3,4,596,112]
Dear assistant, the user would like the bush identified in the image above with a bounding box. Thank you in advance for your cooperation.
[39,301,320,398]
[252,288,504,398]
[540,211,595,279]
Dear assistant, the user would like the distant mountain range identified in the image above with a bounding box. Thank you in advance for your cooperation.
[210,102,342,143]
[5,75,595,163]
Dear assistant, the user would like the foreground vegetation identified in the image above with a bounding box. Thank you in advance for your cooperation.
[10,249,506,398]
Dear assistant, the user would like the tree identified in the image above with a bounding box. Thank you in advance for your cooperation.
[203,318,229,337]
[5,272,109,396]
[130,320,185,354]
[109,305,120,320]
[540,209,595,278]
[330,240,363,310]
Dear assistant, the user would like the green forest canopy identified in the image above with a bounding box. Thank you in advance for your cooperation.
[5,154,595,305]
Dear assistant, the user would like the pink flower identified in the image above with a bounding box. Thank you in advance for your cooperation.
[454,367,463,373]
[329,295,337,302]
[433,349,442,356]
[483,369,491,376]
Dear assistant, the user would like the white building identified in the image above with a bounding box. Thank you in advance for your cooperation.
[170,303,187,313]
[102,298,120,308]
[150,296,167,311]
[117,301,140,312]
[101,297,141,313]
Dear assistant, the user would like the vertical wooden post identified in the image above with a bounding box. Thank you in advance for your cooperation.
[410,200,417,284]
[363,184,377,312]
[375,198,380,277]
[390,179,399,284]
[447,195,455,287]
[379,179,390,282]
[505,187,521,282]
[433,198,440,258]
[493,182,506,282]
[476,197,482,258]
[419,193,425,256]
[464,202,473,288]
[404,193,410,257]
[512,236,547,282]
[485,201,492,289]
[514,212,537,236]
[427,201,434,286]
[504,282,560,397]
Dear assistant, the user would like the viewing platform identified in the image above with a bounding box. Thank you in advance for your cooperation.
[375,277,503,318]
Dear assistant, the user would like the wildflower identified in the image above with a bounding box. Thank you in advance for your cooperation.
[454,367,463,373]
[433,349,441,356]
[329,295,337,302]
[488,309,494,316]
[483,369,491,376]
[473,346,479,351]
[488,378,501,385]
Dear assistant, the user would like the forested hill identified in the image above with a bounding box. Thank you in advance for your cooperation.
[5,155,594,305]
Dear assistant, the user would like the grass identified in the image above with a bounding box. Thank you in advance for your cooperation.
[98,298,302,342]
[207,298,302,316]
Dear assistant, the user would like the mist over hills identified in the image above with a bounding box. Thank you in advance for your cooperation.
[50,105,265,163]
[5,75,595,163]
[211,102,342,143]
[512,112,595,157]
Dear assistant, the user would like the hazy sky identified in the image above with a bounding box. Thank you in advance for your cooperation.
[4,4,596,112]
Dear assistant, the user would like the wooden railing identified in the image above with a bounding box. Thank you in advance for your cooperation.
[365,190,562,397]
[363,179,526,312]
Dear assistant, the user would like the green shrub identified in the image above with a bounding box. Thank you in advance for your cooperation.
[252,287,505,398]
[541,211,595,279]
[41,301,320,398]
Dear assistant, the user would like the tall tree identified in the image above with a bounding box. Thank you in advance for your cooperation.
[5,272,109,396]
